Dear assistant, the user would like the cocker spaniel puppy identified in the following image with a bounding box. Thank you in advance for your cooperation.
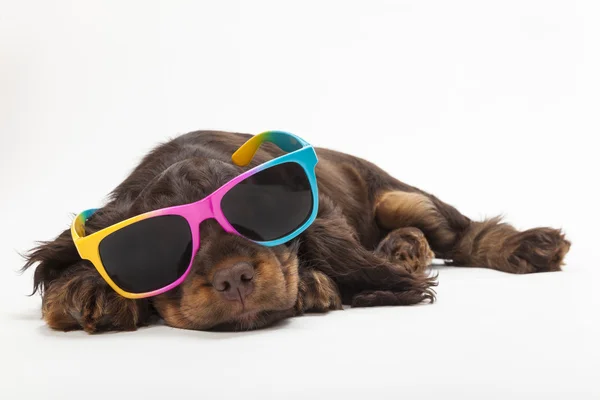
[22,131,570,332]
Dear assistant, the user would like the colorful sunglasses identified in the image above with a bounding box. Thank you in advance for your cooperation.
[71,131,319,299]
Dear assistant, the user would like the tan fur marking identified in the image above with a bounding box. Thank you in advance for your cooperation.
[155,248,301,331]
[375,191,457,249]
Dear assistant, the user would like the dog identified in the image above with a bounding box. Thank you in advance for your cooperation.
[22,131,571,332]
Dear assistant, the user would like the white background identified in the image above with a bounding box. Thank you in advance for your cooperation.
[1,1,599,399]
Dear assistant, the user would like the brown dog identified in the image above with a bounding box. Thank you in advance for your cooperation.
[22,131,571,332]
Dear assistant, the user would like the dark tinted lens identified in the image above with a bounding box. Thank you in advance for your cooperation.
[221,162,313,241]
[98,215,193,294]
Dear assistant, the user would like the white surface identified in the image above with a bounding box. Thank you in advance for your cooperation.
[1,1,599,399]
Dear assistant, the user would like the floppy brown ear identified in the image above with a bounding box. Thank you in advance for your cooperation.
[21,206,126,295]
[21,228,81,295]
[22,227,151,333]
[40,263,151,333]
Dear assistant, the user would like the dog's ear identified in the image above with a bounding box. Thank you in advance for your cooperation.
[22,226,152,333]
[21,228,80,295]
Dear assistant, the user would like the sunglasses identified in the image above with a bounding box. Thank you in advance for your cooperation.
[71,131,319,299]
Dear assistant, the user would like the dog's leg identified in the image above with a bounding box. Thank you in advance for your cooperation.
[375,190,571,274]
[299,197,437,306]
[350,228,437,308]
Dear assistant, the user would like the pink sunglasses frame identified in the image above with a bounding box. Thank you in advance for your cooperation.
[71,131,319,299]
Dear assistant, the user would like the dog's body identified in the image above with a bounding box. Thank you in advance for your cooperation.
[23,131,571,332]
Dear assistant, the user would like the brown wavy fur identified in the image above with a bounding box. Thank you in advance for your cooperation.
[21,131,571,332]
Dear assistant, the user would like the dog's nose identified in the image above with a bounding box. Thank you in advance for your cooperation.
[212,262,254,302]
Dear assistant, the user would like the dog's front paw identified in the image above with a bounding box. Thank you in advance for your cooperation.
[42,265,149,333]
[296,270,342,314]
[375,227,434,273]
[351,288,435,307]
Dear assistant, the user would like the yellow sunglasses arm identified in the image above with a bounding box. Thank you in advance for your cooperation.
[231,130,309,167]
[71,209,97,240]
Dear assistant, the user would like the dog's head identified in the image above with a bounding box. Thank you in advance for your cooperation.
[139,158,301,330]
[24,157,302,331]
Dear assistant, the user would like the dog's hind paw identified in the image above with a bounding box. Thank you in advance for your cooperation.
[375,227,434,274]
[506,228,571,273]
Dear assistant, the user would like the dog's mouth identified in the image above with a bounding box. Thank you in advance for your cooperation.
[209,308,294,332]
[151,239,301,332]
[237,309,260,320]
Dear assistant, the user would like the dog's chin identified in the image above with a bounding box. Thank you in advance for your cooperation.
[209,308,296,332]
